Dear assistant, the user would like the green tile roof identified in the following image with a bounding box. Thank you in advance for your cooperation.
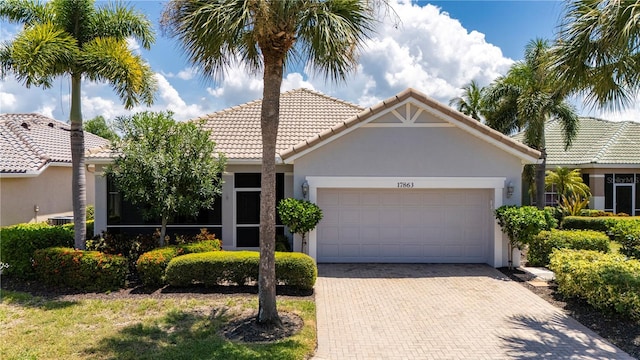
[513,117,640,165]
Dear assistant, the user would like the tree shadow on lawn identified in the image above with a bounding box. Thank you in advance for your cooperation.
[128,283,313,297]
[0,289,78,310]
[499,313,632,359]
[83,307,308,360]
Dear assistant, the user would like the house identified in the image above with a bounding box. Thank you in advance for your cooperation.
[515,117,640,215]
[0,114,109,226]
[89,88,540,267]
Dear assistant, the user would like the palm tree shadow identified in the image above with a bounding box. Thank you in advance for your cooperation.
[83,306,303,359]
[499,313,630,359]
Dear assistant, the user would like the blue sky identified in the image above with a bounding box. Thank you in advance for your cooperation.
[1,0,637,122]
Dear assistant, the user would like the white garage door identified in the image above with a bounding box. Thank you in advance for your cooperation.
[316,188,492,263]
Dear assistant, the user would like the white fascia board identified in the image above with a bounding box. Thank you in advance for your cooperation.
[548,163,640,169]
[305,176,507,189]
[421,106,540,164]
[282,100,420,164]
[226,156,284,166]
[86,158,115,165]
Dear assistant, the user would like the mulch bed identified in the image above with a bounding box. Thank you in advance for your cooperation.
[498,267,640,359]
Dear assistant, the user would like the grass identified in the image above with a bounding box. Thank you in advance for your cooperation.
[0,291,316,360]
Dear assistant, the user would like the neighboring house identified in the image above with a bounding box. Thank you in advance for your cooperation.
[0,114,109,226]
[514,117,640,215]
[89,88,540,267]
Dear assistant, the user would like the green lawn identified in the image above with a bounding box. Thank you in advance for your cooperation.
[0,291,316,360]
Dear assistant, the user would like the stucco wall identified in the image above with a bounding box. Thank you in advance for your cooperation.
[292,126,525,203]
[290,123,529,267]
[1,165,97,227]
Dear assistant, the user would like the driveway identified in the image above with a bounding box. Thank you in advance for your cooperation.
[313,264,633,360]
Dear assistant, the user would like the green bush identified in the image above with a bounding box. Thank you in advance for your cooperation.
[32,247,128,291]
[135,239,222,287]
[610,221,640,259]
[561,216,640,233]
[549,250,640,320]
[87,231,159,270]
[61,220,95,240]
[0,223,74,278]
[527,229,610,266]
[165,251,317,290]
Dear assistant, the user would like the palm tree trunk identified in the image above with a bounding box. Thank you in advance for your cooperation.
[257,54,283,327]
[535,149,547,210]
[70,73,87,249]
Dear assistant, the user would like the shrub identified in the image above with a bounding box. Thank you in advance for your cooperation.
[527,229,610,266]
[610,221,640,259]
[580,209,615,217]
[561,216,640,233]
[495,206,557,267]
[135,239,222,287]
[32,247,128,291]
[0,223,74,278]
[87,230,160,270]
[165,251,317,290]
[61,220,95,240]
[549,250,640,320]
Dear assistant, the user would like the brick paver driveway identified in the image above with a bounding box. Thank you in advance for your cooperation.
[313,264,633,360]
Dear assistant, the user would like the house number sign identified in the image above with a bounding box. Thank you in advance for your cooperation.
[397,182,415,188]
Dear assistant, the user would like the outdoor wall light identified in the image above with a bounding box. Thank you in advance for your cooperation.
[506,182,514,198]
[302,180,309,200]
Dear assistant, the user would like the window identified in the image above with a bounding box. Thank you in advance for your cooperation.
[544,184,559,207]
[234,173,284,247]
[106,176,222,238]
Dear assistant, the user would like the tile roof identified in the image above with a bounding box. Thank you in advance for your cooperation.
[513,117,640,166]
[280,88,541,161]
[195,88,364,160]
[0,113,109,174]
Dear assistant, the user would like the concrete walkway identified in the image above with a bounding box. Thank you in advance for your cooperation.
[313,264,632,360]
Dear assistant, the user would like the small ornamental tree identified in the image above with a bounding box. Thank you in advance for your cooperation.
[107,111,226,246]
[277,198,323,253]
[495,205,557,268]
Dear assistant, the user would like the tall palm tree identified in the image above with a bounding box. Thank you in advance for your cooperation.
[449,80,486,121]
[0,0,156,249]
[161,0,376,326]
[484,39,579,209]
[551,0,640,109]
[545,167,591,199]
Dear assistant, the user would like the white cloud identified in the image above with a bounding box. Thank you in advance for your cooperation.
[311,1,513,106]
[126,37,141,54]
[176,67,197,80]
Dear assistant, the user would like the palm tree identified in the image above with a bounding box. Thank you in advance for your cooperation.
[0,0,156,249]
[551,0,640,109]
[161,0,376,326]
[449,80,486,121]
[545,167,591,199]
[484,39,579,209]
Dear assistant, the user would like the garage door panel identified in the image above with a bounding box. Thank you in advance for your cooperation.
[317,188,491,263]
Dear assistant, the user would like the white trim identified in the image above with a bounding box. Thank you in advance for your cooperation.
[283,97,539,164]
[305,176,507,267]
[305,176,506,189]
[0,161,73,178]
[549,163,640,169]
[364,123,454,128]
[422,105,540,163]
[591,174,605,178]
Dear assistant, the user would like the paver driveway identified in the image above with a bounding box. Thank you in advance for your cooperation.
[313,264,633,360]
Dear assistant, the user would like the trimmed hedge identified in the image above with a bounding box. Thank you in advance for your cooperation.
[165,251,317,290]
[611,221,640,259]
[527,229,610,266]
[561,216,640,233]
[32,247,128,291]
[0,223,73,277]
[549,250,640,320]
[0,221,95,278]
[136,240,222,287]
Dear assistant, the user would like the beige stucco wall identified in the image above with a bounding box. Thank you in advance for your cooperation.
[0,165,97,227]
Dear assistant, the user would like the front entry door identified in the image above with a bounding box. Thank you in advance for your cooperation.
[615,185,633,215]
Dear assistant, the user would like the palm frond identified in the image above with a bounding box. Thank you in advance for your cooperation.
[3,21,78,87]
[0,0,51,25]
[81,37,156,108]
[92,2,155,50]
